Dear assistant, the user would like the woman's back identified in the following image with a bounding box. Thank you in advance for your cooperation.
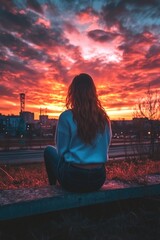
[56,109,111,164]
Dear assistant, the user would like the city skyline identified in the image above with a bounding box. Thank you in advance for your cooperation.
[0,0,160,120]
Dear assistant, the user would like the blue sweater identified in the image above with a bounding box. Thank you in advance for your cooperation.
[56,110,112,164]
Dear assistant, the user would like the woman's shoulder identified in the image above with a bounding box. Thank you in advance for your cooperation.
[59,109,73,120]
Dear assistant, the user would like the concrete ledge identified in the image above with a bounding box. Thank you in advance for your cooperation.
[0,174,160,221]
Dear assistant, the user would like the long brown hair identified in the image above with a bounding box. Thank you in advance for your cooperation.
[66,73,110,144]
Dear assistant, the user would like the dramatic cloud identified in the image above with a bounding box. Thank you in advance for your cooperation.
[0,0,160,119]
[88,29,118,42]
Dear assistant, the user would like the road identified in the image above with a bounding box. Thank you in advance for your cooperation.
[0,144,149,164]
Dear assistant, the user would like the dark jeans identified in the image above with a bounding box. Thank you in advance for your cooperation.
[44,146,106,193]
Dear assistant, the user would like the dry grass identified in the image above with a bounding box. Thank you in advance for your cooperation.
[0,159,160,190]
[106,159,160,182]
[0,163,48,190]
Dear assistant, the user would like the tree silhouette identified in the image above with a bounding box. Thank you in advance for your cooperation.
[134,85,160,160]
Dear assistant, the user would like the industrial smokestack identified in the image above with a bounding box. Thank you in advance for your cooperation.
[20,93,25,113]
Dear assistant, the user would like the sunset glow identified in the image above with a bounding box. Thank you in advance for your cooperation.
[0,0,160,120]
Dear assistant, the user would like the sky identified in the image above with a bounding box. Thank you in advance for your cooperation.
[0,0,160,120]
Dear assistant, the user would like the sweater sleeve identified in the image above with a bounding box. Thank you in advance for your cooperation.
[55,113,71,157]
